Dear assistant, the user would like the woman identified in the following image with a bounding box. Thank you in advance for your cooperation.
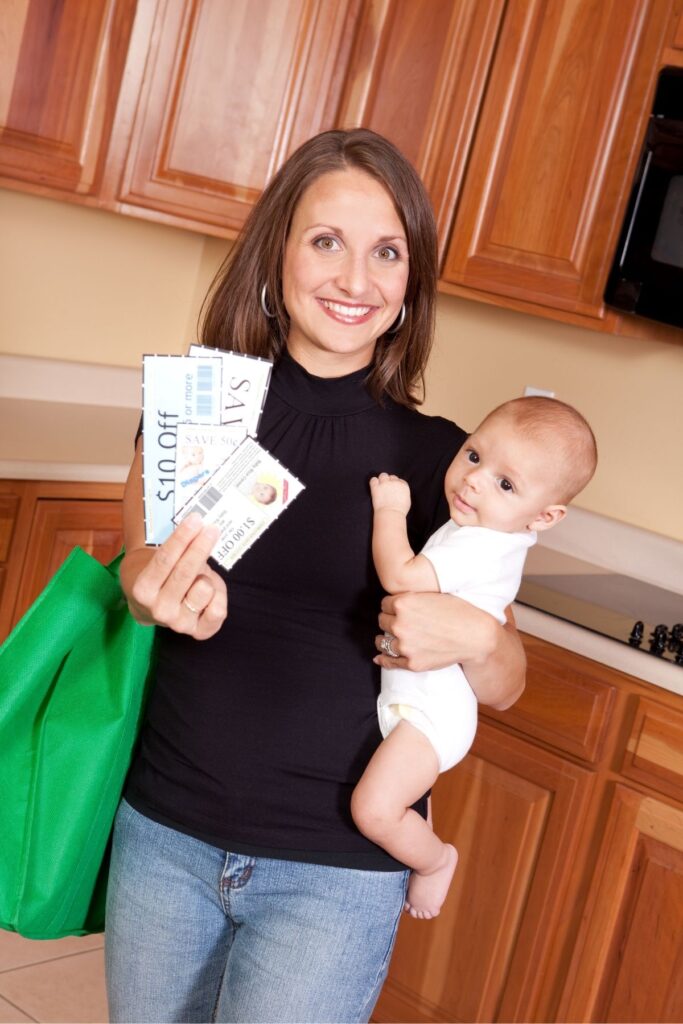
[106,128,525,1024]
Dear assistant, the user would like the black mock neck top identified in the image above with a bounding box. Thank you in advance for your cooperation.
[125,352,466,870]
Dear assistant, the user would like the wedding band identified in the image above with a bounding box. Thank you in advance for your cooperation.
[380,634,400,658]
[183,598,200,615]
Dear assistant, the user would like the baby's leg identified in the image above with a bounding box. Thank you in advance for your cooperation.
[351,722,457,919]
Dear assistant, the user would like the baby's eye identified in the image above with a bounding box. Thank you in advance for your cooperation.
[466,449,480,464]
[376,245,399,261]
[499,478,514,492]
[314,235,341,252]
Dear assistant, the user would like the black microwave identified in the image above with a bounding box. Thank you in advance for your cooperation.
[604,67,683,330]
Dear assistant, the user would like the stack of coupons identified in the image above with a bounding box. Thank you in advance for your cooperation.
[142,347,305,570]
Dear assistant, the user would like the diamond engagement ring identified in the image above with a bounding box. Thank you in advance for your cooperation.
[380,634,400,658]
[183,598,200,615]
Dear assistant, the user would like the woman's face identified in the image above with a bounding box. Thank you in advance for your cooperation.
[282,167,409,377]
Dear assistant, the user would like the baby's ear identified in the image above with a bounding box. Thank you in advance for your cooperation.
[529,504,566,532]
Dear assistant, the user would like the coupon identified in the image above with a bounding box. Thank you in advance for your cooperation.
[174,436,305,570]
[174,423,248,516]
[142,354,222,544]
[188,344,272,436]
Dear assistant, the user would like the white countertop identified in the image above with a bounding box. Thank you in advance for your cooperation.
[513,602,683,697]
[0,353,140,481]
[516,506,683,697]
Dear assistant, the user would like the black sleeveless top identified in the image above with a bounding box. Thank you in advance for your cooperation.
[125,352,466,870]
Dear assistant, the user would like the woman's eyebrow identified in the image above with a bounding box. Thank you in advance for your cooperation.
[301,224,407,245]
[301,223,341,234]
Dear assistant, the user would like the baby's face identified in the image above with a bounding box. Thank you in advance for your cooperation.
[252,481,277,504]
[182,444,204,466]
[444,416,564,533]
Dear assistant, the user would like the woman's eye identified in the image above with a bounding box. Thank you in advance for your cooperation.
[467,450,479,464]
[314,236,340,252]
[376,245,398,261]
[499,478,514,492]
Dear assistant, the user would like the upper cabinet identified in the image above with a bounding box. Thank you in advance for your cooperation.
[441,0,676,320]
[109,0,361,233]
[0,0,136,196]
[335,0,507,256]
[1,0,682,334]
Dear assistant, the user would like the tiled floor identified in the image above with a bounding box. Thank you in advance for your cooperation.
[0,931,107,1023]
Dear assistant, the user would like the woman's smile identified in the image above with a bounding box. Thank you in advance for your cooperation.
[317,298,378,323]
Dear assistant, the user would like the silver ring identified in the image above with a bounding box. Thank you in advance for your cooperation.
[183,598,200,615]
[380,634,400,658]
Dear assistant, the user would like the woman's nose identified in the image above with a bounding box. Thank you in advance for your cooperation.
[336,253,369,296]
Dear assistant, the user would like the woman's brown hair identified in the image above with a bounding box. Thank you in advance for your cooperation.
[200,129,438,408]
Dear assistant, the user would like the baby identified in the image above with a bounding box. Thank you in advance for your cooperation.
[351,396,597,920]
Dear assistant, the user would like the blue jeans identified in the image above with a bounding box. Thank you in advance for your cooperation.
[104,800,408,1023]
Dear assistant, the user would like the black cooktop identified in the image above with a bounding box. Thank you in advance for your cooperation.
[516,547,683,668]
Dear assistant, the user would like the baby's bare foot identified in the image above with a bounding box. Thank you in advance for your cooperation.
[404,844,458,919]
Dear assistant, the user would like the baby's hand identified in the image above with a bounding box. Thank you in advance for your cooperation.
[370,473,411,514]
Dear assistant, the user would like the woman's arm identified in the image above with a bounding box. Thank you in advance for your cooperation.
[375,594,526,710]
[120,440,228,640]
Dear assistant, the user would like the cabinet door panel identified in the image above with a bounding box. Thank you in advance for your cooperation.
[485,634,617,763]
[442,0,675,316]
[13,499,123,626]
[0,487,27,641]
[0,496,19,564]
[622,697,683,803]
[0,495,20,618]
[337,0,506,254]
[373,723,594,1023]
[559,785,683,1023]
[117,0,359,231]
[673,7,683,48]
[0,0,136,194]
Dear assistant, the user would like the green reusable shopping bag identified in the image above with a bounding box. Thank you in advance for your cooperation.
[0,547,155,939]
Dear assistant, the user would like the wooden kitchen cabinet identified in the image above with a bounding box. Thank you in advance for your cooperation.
[441,0,676,320]
[484,633,617,763]
[0,0,363,234]
[109,0,362,233]
[0,0,136,198]
[0,488,23,637]
[373,635,683,1024]
[558,785,683,1023]
[0,480,123,641]
[373,723,594,1023]
[335,0,506,256]
[557,690,683,1022]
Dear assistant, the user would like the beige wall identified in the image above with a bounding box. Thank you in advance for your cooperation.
[426,298,683,541]
[2,188,682,540]
[0,189,217,364]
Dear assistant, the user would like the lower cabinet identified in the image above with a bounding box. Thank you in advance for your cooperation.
[373,637,683,1024]
[559,785,683,1024]
[0,479,123,641]
[375,726,593,1023]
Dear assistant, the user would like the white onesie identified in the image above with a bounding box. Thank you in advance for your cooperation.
[378,521,536,771]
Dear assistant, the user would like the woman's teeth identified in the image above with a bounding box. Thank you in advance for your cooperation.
[321,300,372,318]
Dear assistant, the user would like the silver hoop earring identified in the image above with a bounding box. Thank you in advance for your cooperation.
[387,303,406,334]
[260,284,275,319]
